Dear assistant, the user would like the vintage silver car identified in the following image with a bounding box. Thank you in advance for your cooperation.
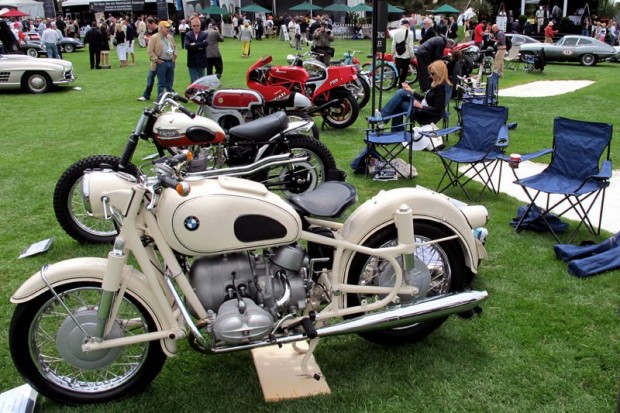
[519,35,616,66]
[505,33,541,46]
[0,22,76,93]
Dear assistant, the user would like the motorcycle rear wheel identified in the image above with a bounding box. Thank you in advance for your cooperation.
[53,155,140,244]
[406,62,418,85]
[363,62,398,91]
[9,282,166,405]
[258,134,337,195]
[321,93,359,129]
[345,221,466,346]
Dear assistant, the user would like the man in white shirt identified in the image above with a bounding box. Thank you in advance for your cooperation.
[41,22,61,58]
[392,19,415,87]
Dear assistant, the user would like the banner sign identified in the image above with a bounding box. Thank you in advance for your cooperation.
[43,0,56,19]
[156,0,169,20]
[90,0,145,12]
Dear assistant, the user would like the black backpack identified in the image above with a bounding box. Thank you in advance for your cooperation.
[505,35,512,51]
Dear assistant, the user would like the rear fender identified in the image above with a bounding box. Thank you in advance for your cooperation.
[338,187,488,283]
[11,257,179,356]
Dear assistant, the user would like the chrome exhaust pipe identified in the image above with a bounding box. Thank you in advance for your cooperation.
[210,290,488,354]
[183,153,309,179]
[315,290,488,337]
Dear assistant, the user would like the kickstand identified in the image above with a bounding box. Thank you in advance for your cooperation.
[300,337,321,381]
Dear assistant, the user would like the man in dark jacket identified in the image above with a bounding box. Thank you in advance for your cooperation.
[184,17,208,83]
[83,23,102,69]
[415,35,453,91]
[419,18,437,44]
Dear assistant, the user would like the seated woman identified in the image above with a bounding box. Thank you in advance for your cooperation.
[372,60,451,130]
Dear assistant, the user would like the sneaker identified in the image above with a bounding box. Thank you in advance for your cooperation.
[137,96,148,101]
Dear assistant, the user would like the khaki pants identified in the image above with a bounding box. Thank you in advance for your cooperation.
[494,47,506,77]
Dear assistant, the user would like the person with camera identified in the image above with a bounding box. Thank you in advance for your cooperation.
[312,20,334,65]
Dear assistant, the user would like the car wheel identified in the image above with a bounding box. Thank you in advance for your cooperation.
[26,48,38,57]
[64,44,74,53]
[580,54,597,66]
[23,72,51,94]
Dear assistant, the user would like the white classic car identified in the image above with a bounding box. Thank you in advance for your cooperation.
[1,21,76,93]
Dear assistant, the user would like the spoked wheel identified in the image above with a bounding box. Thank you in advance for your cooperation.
[364,62,397,90]
[258,134,337,196]
[9,283,166,405]
[406,62,418,85]
[345,77,370,109]
[345,221,466,346]
[53,155,140,244]
[321,93,359,129]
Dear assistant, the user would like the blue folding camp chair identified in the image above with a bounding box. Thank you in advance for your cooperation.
[509,117,613,243]
[423,103,510,200]
[454,72,499,125]
[365,86,453,179]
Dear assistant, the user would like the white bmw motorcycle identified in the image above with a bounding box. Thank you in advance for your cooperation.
[9,153,489,405]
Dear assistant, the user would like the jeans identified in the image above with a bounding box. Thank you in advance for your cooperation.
[188,66,206,84]
[45,43,60,59]
[155,61,175,98]
[142,69,156,99]
[380,89,411,130]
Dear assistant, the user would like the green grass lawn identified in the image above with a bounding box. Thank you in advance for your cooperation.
[0,36,618,412]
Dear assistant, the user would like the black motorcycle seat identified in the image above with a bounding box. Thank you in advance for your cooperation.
[227,111,289,143]
[287,181,358,218]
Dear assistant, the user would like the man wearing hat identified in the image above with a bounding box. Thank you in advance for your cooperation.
[312,19,334,65]
[147,20,178,98]
[392,19,415,87]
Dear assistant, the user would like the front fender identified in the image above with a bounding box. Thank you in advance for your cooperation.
[11,257,178,356]
[339,186,488,281]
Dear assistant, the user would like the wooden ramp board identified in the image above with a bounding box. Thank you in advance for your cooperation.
[251,343,331,402]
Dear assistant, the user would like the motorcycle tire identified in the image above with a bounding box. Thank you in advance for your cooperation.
[53,155,140,244]
[364,62,398,91]
[406,62,418,85]
[9,282,166,405]
[284,110,321,141]
[321,93,360,129]
[352,76,371,109]
[259,134,338,196]
[345,221,466,346]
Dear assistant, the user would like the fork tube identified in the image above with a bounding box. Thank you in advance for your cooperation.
[394,204,416,285]
[96,238,127,338]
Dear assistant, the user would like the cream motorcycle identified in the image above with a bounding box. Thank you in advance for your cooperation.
[9,153,489,405]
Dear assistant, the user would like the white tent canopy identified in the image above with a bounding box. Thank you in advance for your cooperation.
[0,0,44,18]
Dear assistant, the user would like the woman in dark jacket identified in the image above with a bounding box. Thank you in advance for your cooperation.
[372,60,451,129]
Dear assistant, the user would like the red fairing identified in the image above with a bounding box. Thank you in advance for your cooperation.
[211,90,264,109]
[313,65,357,97]
[268,66,309,84]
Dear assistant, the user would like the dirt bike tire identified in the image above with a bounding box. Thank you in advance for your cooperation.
[284,110,321,140]
[53,155,140,244]
[322,93,360,129]
[9,282,166,405]
[260,134,338,195]
[345,221,467,346]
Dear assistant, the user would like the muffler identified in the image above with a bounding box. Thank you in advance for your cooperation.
[315,290,488,337]
[210,290,488,353]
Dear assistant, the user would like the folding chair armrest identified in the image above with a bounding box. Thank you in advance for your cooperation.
[592,159,612,180]
[419,125,461,138]
[520,148,553,162]
[497,125,510,147]
[368,110,409,124]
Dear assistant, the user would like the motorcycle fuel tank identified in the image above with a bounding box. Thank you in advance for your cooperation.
[156,176,302,255]
[268,66,309,84]
[211,89,264,110]
[153,112,226,147]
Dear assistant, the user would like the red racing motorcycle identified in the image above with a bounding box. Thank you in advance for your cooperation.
[247,55,360,129]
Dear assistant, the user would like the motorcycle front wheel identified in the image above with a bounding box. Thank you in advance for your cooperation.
[346,77,370,109]
[321,93,360,129]
[9,282,166,405]
[363,62,398,90]
[258,134,337,195]
[345,221,466,346]
[53,155,140,244]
